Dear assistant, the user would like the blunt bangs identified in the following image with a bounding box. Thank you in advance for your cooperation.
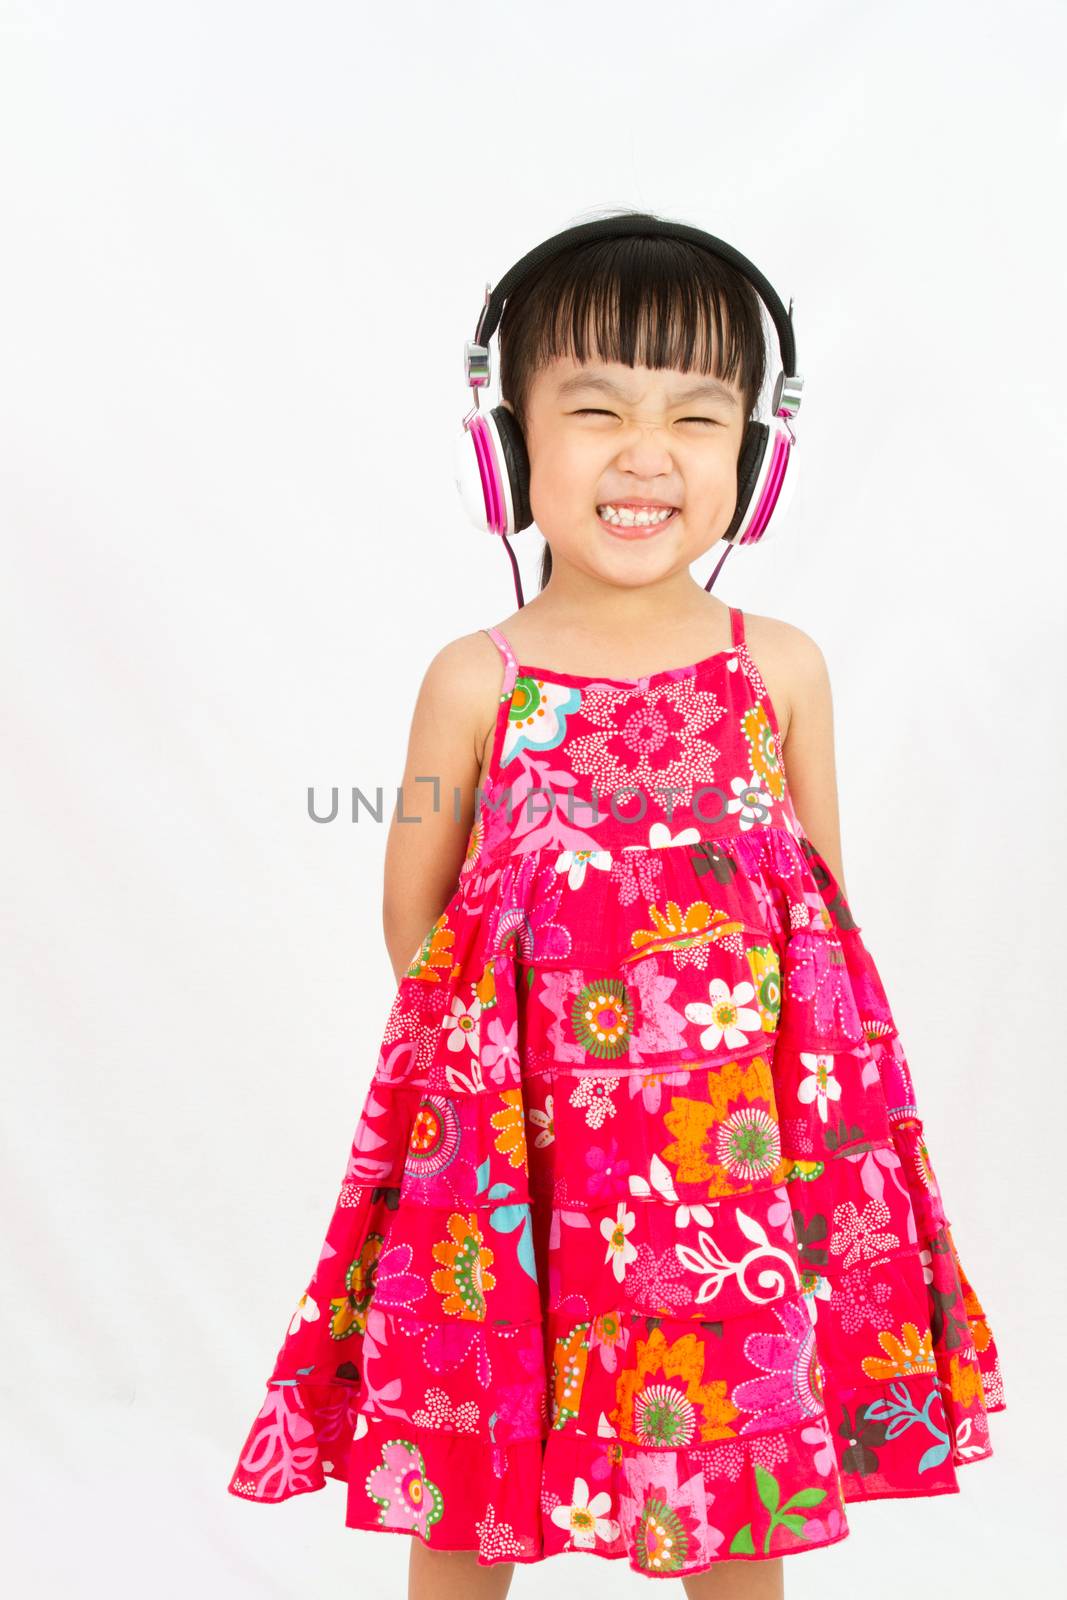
[498,231,768,435]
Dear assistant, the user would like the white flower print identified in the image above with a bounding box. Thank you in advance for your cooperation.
[684,978,762,1051]
[549,1475,621,1548]
[830,1197,899,1269]
[528,1092,555,1148]
[726,773,774,829]
[568,1074,619,1130]
[628,1152,714,1228]
[287,1292,320,1336]
[441,994,481,1054]
[555,848,613,889]
[601,1201,638,1282]
[622,820,702,852]
[797,1052,842,1122]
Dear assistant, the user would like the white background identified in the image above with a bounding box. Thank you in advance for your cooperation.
[3,1,1062,1594]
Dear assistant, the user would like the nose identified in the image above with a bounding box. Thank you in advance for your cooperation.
[613,423,676,473]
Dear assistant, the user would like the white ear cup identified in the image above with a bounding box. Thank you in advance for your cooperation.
[734,418,799,546]
[452,411,518,535]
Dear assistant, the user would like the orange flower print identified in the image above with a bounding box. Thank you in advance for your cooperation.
[474,959,498,1011]
[613,1326,740,1445]
[551,1321,591,1429]
[661,1056,786,1197]
[406,913,455,982]
[861,1321,937,1381]
[741,701,785,801]
[625,900,746,965]
[430,1211,496,1319]
[328,1232,384,1340]
[948,1351,988,1409]
[490,1089,529,1172]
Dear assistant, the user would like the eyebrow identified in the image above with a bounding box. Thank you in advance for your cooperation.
[555,371,740,409]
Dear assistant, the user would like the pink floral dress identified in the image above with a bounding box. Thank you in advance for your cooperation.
[228,605,1005,1578]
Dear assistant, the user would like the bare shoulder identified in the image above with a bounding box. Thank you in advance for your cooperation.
[742,610,831,743]
[413,628,507,764]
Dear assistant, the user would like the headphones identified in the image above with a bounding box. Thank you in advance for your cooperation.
[452,212,804,608]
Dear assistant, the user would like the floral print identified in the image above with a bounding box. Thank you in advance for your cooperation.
[229,607,1004,1578]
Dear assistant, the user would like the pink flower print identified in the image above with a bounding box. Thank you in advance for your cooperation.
[567,680,726,812]
[584,1137,631,1202]
[601,1201,638,1282]
[364,1438,444,1537]
[488,852,573,962]
[732,1299,824,1432]
[627,962,690,1062]
[482,1014,519,1085]
[588,1309,632,1374]
[803,1504,847,1543]
[555,847,613,889]
[411,1386,481,1432]
[845,1140,913,1228]
[366,1241,427,1313]
[786,935,861,1039]
[832,1263,893,1336]
[627,1242,690,1309]
[829,1196,900,1270]
[589,1428,626,1486]
[549,1476,621,1549]
[627,1064,690,1114]
[441,994,481,1054]
[569,1073,620,1130]
[528,1092,555,1148]
[374,1036,420,1088]
[765,1185,794,1234]
[684,977,762,1051]
[799,1419,838,1477]
[726,774,774,829]
[548,1201,592,1253]
[610,845,664,907]
[797,1051,842,1122]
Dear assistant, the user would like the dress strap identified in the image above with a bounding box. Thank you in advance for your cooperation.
[483,626,519,698]
[729,605,746,649]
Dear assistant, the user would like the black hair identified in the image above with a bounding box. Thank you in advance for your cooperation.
[497,208,769,591]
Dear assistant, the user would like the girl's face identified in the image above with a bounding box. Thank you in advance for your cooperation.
[504,351,748,590]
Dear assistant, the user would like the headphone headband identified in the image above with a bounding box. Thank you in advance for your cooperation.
[471,212,798,401]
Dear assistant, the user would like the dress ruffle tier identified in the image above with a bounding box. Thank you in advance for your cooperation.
[229,816,1004,1576]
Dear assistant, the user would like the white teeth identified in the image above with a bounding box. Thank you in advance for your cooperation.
[597,504,677,527]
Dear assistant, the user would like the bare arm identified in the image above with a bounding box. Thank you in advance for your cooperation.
[382,635,499,984]
[758,619,849,903]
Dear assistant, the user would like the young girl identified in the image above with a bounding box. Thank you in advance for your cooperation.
[228,213,1005,1596]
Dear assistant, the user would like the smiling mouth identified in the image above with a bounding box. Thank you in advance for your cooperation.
[596,504,680,538]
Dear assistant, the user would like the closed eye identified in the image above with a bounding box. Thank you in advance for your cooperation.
[574,408,720,427]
